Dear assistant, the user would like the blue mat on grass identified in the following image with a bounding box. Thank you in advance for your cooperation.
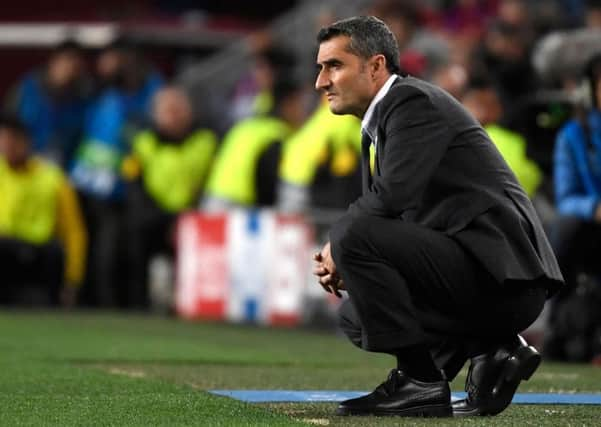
[210,390,601,405]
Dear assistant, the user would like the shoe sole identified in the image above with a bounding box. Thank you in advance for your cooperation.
[337,403,452,417]
[453,346,541,417]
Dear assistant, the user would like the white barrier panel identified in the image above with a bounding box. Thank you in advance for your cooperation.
[267,215,312,326]
[175,210,316,326]
[227,210,271,324]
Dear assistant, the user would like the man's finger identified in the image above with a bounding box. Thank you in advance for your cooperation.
[319,273,336,285]
[320,282,332,294]
[313,265,328,276]
[320,282,341,298]
[331,279,343,298]
[330,281,342,298]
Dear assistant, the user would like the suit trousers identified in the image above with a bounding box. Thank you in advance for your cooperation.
[329,214,546,380]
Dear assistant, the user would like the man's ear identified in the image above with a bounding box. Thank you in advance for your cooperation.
[370,54,387,79]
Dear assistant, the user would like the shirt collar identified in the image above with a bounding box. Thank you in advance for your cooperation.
[361,74,399,140]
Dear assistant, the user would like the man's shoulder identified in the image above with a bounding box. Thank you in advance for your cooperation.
[377,76,480,134]
[376,76,443,120]
[387,75,426,94]
[380,76,443,107]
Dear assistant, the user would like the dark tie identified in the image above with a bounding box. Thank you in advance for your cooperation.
[361,130,373,193]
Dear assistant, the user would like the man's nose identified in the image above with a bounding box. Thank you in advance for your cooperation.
[315,70,329,91]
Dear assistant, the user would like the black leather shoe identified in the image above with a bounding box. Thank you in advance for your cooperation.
[336,369,452,417]
[453,335,541,417]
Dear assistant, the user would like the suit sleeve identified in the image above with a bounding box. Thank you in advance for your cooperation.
[347,91,453,219]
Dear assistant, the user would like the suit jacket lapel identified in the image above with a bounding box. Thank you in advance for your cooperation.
[361,130,373,193]
[360,76,403,194]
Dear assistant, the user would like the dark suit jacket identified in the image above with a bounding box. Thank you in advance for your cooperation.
[345,76,564,291]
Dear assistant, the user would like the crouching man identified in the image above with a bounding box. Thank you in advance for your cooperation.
[312,16,564,417]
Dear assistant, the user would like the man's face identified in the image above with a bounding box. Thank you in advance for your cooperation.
[315,35,375,117]
[47,51,84,91]
[0,128,29,168]
[462,88,503,125]
[96,49,126,84]
[153,89,193,138]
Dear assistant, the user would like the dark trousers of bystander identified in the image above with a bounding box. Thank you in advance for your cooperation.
[125,180,176,309]
[79,194,125,308]
[544,216,601,361]
[549,216,601,286]
[0,237,63,305]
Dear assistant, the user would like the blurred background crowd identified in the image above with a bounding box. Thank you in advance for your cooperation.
[2,0,601,363]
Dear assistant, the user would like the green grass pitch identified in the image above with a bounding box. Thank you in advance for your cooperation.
[1,310,601,426]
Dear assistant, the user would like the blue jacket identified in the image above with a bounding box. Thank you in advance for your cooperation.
[554,110,601,219]
[14,71,89,166]
[70,72,163,200]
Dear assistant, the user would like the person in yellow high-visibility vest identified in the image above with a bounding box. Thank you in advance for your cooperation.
[0,115,87,306]
[202,79,308,210]
[461,80,543,198]
[277,97,364,212]
[123,86,217,308]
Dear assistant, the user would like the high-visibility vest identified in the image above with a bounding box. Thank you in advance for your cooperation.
[133,129,217,212]
[485,124,542,197]
[0,157,62,244]
[205,116,291,206]
[279,102,362,186]
[0,156,87,286]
